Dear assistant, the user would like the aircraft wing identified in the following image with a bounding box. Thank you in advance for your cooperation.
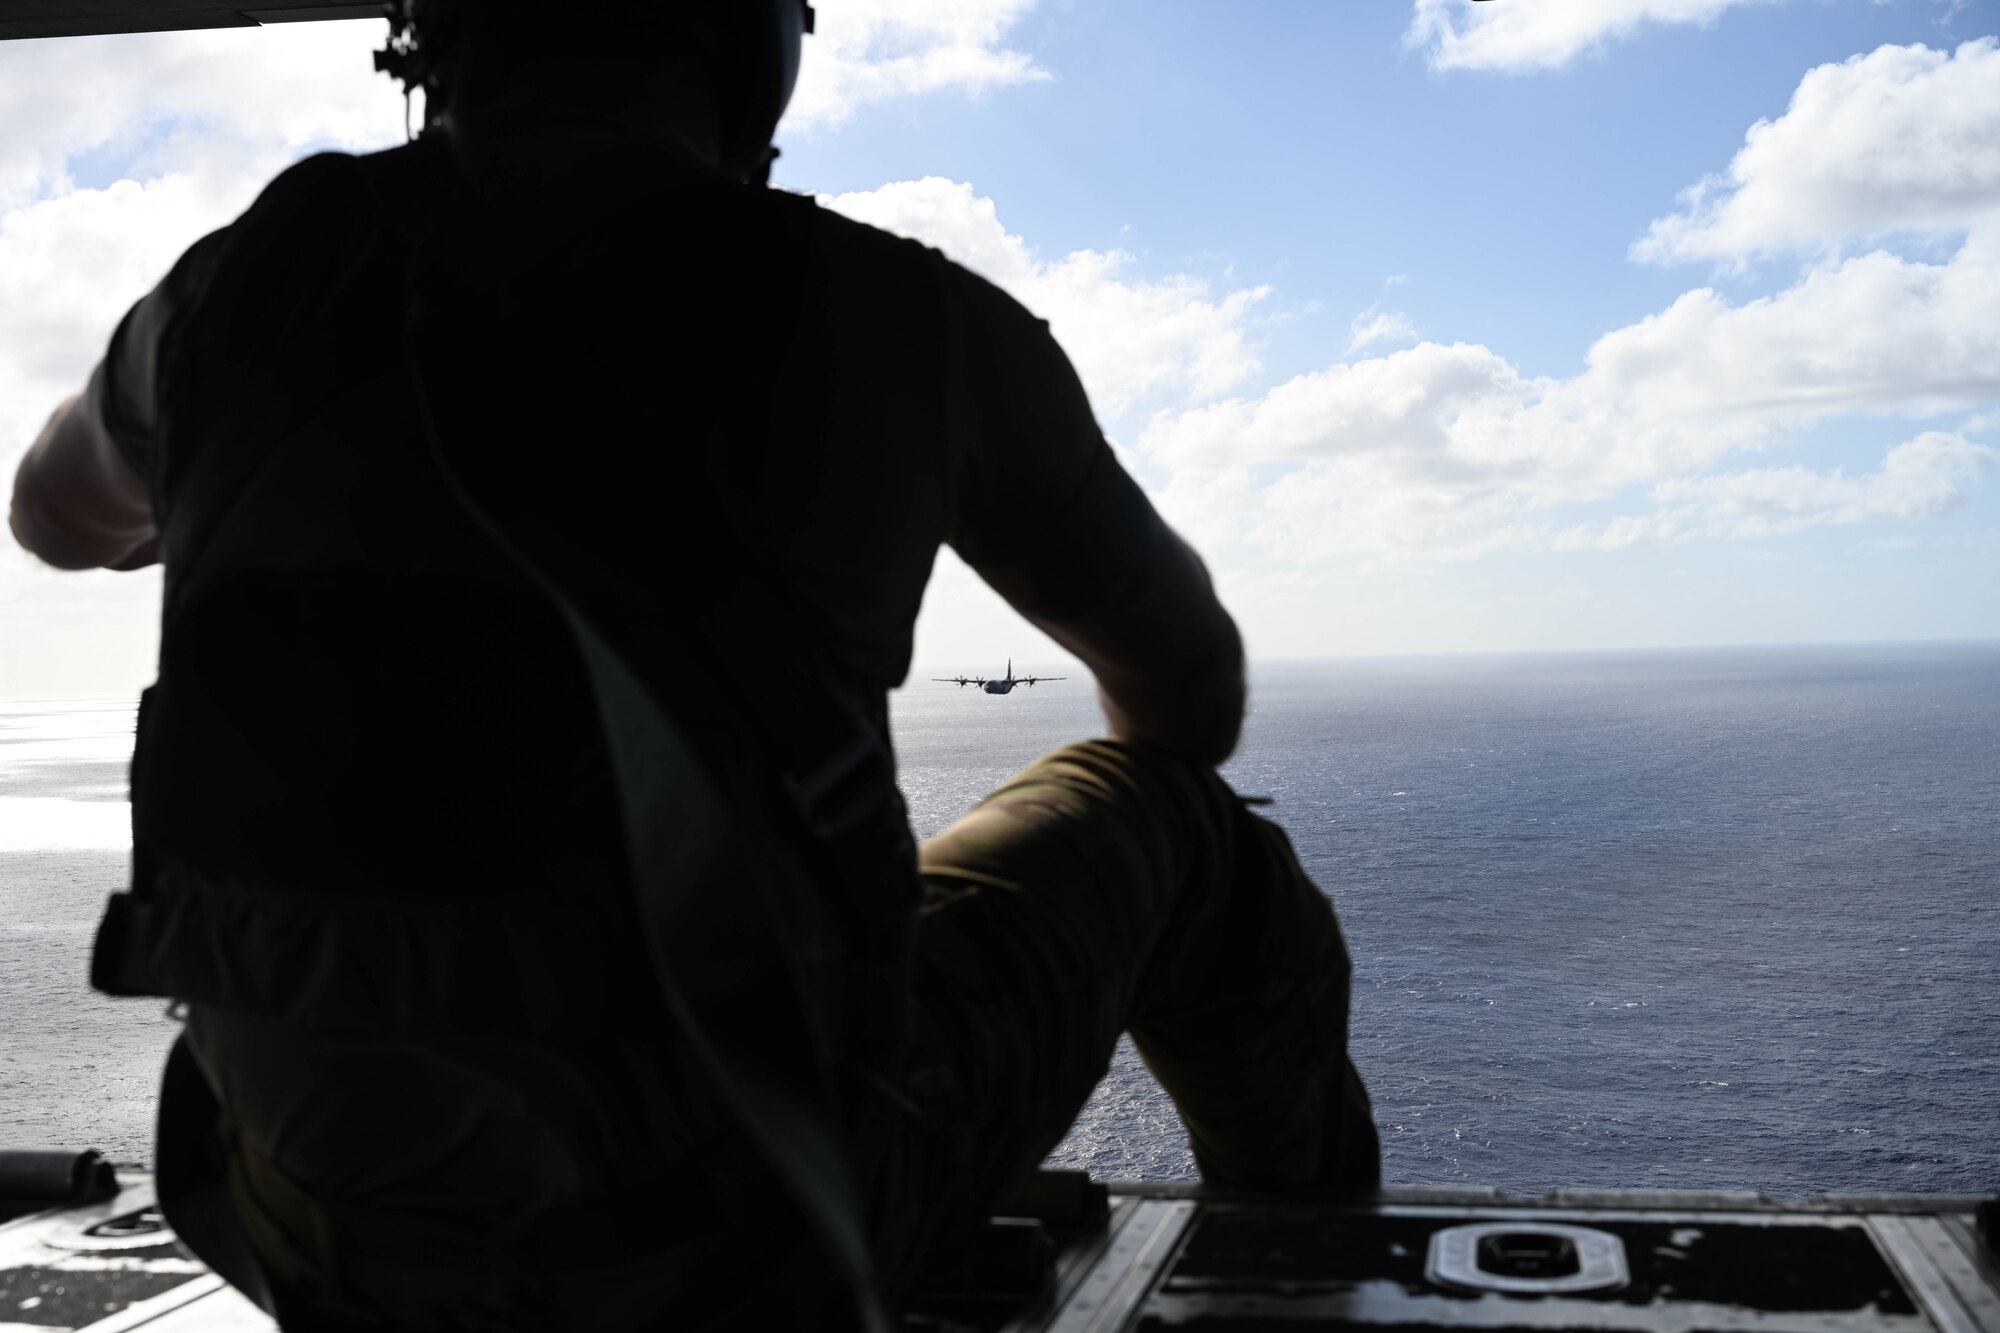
[0,1,381,40]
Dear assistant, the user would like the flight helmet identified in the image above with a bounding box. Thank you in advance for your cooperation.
[376,0,815,172]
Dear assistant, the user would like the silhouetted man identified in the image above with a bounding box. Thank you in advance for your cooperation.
[10,2,1377,1327]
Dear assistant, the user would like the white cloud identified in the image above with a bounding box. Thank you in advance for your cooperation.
[1344,304,1419,354]
[1252,456,1553,563]
[1,175,261,395]
[1134,226,2000,558]
[1405,0,1781,73]
[1153,463,1259,559]
[1634,39,2000,265]
[822,177,1268,418]
[1658,430,1996,524]
[1556,432,1999,547]
[1158,426,1999,565]
[1565,237,2000,460]
[1130,38,2000,563]
[1141,341,1536,472]
[785,0,1049,132]
[0,22,405,210]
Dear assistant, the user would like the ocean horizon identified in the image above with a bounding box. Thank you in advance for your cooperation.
[4,639,1996,1196]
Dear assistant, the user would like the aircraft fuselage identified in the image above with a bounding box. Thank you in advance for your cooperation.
[983,680,1017,694]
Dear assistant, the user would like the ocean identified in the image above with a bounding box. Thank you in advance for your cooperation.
[4,642,1996,1196]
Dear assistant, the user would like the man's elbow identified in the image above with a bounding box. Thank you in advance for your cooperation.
[1110,614,1246,765]
[10,390,156,570]
[1184,626,1247,764]
[1170,706,1242,769]
[9,492,101,570]
[9,473,154,570]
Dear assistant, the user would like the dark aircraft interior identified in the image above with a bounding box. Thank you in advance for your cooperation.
[0,1,374,41]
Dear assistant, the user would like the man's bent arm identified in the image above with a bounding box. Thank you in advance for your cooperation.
[983,528,1246,767]
[9,381,157,570]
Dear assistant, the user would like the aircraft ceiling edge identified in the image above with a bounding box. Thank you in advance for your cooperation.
[0,3,381,40]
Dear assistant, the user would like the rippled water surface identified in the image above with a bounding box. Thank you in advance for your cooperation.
[898,643,2000,1195]
[5,642,1996,1194]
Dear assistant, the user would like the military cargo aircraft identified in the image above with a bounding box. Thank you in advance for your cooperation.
[933,659,1068,694]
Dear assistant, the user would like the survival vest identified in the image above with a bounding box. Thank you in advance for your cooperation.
[91,133,919,1330]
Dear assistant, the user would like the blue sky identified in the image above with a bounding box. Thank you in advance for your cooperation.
[786,0,1976,373]
[1,0,1996,694]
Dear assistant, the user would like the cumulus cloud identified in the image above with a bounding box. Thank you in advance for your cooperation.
[785,0,1049,131]
[1153,224,2000,477]
[1345,305,1419,354]
[0,22,404,210]
[1126,38,2000,562]
[1557,432,1999,547]
[1634,39,2000,265]
[1134,228,2000,558]
[1142,342,1535,471]
[3,176,254,393]
[1405,0,1782,73]
[1572,239,2000,454]
[1161,427,1999,565]
[822,177,1268,418]
[1658,430,1996,523]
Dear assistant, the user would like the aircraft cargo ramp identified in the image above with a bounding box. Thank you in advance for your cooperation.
[3,1162,1996,1332]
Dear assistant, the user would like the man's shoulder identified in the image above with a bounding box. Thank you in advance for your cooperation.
[242,148,369,217]
[219,142,460,263]
[804,194,945,272]
[805,196,1049,340]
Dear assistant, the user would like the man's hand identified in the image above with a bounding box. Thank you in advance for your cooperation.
[9,386,158,570]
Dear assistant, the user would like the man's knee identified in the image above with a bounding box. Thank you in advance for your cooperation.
[918,739,1236,895]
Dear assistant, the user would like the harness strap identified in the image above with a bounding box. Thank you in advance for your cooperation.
[372,138,904,1331]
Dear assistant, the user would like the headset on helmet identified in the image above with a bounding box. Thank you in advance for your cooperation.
[374,0,815,168]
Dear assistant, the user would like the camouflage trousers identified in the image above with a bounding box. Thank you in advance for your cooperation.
[176,739,1376,1329]
[880,739,1378,1271]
